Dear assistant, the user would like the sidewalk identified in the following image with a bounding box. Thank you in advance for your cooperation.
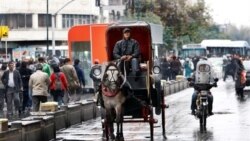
[0,93,95,121]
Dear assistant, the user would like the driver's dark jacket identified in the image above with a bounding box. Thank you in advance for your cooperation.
[113,38,140,59]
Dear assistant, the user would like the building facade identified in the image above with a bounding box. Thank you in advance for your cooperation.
[0,0,125,61]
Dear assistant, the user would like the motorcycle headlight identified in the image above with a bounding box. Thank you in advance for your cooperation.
[153,66,161,74]
[93,68,101,76]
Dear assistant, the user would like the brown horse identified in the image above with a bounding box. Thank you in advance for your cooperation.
[101,62,126,141]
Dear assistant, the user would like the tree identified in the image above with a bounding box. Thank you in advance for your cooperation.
[153,0,225,48]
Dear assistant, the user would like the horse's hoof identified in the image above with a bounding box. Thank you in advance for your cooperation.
[115,136,124,141]
[110,134,115,140]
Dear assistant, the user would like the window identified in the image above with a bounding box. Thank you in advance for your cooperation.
[62,14,97,28]
[71,41,92,87]
[38,14,52,27]
[0,14,32,29]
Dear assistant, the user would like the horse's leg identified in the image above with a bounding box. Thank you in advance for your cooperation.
[115,105,124,141]
[119,116,124,141]
[106,109,115,140]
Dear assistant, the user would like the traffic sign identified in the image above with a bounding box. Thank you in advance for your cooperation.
[0,26,9,38]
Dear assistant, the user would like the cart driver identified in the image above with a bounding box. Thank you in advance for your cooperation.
[113,28,141,76]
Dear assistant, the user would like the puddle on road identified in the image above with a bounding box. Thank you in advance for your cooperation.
[214,111,233,115]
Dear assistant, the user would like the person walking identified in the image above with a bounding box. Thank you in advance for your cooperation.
[184,58,194,78]
[160,56,171,81]
[0,63,7,117]
[38,57,51,76]
[50,66,68,106]
[29,64,50,111]
[1,61,23,117]
[19,61,33,113]
[74,59,85,99]
[61,58,80,103]
[170,55,182,80]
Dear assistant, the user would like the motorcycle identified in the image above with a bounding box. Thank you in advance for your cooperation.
[188,79,218,132]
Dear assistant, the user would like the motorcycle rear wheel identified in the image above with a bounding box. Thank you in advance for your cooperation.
[199,110,207,132]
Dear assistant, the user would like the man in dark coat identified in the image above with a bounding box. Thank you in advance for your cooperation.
[1,61,23,116]
[160,56,171,81]
[74,59,85,99]
[113,28,140,75]
[19,61,32,112]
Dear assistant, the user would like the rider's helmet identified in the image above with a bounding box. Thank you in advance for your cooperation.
[195,59,215,85]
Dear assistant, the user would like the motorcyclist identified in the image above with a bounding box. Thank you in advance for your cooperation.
[190,58,218,115]
[232,54,245,98]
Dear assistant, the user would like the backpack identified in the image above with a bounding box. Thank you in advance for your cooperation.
[55,73,62,91]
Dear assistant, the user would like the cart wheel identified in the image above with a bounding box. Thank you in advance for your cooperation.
[161,87,167,139]
[149,106,154,141]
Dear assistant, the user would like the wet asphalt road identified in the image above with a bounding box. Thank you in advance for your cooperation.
[57,78,250,141]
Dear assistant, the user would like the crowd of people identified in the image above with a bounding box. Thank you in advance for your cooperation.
[160,55,200,80]
[0,57,85,118]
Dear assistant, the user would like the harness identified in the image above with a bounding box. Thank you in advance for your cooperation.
[102,84,120,97]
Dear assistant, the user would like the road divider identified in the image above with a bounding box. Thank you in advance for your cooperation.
[162,77,189,96]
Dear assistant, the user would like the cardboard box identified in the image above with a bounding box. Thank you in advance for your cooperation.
[40,102,58,112]
[0,119,8,132]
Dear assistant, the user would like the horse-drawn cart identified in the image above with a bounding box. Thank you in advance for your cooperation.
[91,21,167,141]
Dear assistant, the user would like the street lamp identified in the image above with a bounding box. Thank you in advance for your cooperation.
[52,0,75,56]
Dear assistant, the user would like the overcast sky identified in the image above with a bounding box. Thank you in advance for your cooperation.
[205,0,250,27]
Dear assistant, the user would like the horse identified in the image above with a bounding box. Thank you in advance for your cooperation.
[101,62,126,141]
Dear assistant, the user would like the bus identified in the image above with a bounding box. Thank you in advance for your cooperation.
[181,44,207,58]
[68,24,108,89]
[201,40,250,57]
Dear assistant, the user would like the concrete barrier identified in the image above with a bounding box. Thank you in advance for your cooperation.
[175,81,180,92]
[163,81,170,96]
[169,80,176,94]
[47,110,67,131]
[77,100,96,121]
[64,104,82,127]
[0,128,21,141]
[11,120,42,141]
[22,116,55,141]
[163,79,189,95]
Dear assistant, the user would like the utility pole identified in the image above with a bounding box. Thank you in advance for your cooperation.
[46,0,49,55]
[52,0,75,56]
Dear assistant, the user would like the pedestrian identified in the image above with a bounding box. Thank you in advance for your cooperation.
[74,59,85,98]
[0,63,7,117]
[184,58,194,78]
[61,58,80,103]
[1,61,23,117]
[50,66,68,106]
[170,55,182,80]
[38,57,51,76]
[29,63,50,111]
[160,56,171,81]
[19,61,33,112]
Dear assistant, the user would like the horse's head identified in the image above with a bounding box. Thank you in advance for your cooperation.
[102,62,123,91]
